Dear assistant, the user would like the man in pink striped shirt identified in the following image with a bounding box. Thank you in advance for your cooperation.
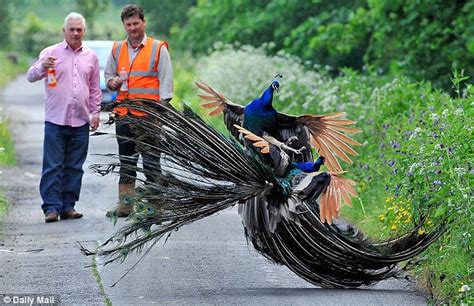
[27,12,101,223]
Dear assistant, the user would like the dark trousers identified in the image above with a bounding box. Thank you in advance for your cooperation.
[40,122,89,215]
[115,117,160,185]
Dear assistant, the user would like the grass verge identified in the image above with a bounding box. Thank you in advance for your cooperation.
[0,192,8,234]
[0,51,28,224]
[92,243,112,306]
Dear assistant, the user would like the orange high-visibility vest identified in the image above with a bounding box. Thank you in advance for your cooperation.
[112,38,168,116]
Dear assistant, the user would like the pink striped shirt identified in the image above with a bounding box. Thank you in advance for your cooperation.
[27,41,102,127]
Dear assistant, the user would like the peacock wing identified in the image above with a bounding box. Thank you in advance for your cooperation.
[287,112,362,172]
[195,79,245,142]
[320,173,357,224]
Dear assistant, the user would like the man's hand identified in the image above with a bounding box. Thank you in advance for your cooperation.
[42,56,56,69]
[90,117,100,131]
[107,76,122,91]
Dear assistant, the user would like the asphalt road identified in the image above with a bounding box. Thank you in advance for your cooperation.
[0,75,430,305]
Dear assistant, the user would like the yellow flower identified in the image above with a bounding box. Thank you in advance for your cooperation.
[379,215,385,222]
[391,224,398,231]
[418,228,425,235]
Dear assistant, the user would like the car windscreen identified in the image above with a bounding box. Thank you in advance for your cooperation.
[91,47,111,69]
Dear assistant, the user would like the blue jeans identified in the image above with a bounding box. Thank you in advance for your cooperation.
[40,122,89,215]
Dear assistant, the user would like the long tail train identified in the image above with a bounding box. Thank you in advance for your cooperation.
[82,100,445,288]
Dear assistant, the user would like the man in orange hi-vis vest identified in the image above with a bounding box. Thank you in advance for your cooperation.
[104,4,173,217]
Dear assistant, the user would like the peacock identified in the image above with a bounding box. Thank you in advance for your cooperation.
[196,75,363,224]
[81,79,444,288]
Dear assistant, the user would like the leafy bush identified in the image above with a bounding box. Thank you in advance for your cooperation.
[11,12,61,56]
[365,1,474,90]
[0,118,16,166]
[0,50,25,166]
[373,73,473,304]
[173,0,474,91]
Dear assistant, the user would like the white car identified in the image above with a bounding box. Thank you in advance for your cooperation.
[83,40,117,110]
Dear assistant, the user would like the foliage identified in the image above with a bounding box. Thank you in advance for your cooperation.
[173,0,474,91]
[0,51,29,87]
[7,0,123,56]
[365,0,474,90]
[188,44,472,303]
[170,50,198,107]
[373,72,473,304]
[0,192,8,231]
[0,0,12,48]
[0,48,23,229]
[0,50,26,168]
[75,0,109,36]
[194,43,332,112]
[138,0,196,37]
[0,118,16,166]
[12,12,61,55]
[0,51,19,165]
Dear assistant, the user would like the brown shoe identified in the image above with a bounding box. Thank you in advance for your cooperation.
[45,212,59,223]
[106,204,133,218]
[60,210,83,220]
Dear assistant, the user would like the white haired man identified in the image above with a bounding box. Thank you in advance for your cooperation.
[27,12,101,222]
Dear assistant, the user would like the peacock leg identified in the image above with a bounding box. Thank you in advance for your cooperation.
[263,135,305,155]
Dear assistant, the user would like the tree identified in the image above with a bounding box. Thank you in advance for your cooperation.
[365,0,474,89]
[0,0,11,49]
[172,0,474,90]
[76,0,108,37]
[138,0,196,37]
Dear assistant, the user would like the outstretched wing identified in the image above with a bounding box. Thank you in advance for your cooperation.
[195,80,245,141]
[277,112,361,172]
[320,173,357,225]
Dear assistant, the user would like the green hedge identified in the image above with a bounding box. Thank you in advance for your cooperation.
[170,0,474,91]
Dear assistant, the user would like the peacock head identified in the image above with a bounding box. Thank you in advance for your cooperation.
[311,156,325,172]
[271,74,283,92]
[315,156,325,166]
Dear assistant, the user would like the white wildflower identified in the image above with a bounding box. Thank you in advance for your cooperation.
[409,162,419,173]
[459,284,471,292]
[454,167,467,175]
[454,108,464,116]
[196,44,330,113]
